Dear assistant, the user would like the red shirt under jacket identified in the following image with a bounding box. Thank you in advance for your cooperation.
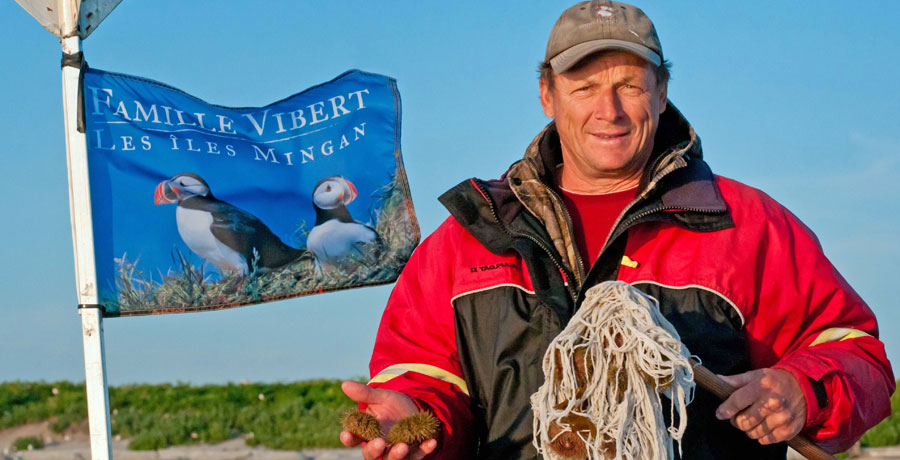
[558,186,637,271]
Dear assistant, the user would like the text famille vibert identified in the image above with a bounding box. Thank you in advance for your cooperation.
[86,84,371,167]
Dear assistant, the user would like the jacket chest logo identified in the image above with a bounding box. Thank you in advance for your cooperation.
[469,262,519,273]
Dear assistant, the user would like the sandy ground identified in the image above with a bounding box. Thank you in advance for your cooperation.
[2,442,360,460]
[0,422,360,460]
[4,421,900,459]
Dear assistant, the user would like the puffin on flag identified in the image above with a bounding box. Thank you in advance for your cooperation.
[154,172,307,275]
[307,176,383,271]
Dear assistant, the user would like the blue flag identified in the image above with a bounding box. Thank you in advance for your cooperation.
[83,68,419,316]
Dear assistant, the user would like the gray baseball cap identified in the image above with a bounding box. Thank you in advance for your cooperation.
[545,0,663,73]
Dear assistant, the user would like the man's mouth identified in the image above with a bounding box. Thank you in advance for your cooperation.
[592,132,628,139]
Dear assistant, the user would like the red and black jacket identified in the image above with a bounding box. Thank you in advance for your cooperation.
[367,105,894,459]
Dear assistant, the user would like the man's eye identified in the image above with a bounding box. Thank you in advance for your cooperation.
[620,84,644,95]
[574,86,591,93]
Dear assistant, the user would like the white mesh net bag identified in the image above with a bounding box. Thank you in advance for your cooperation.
[531,281,696,460]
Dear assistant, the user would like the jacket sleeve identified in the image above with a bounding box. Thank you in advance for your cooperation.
[365,218,475,459]
[742,197,895,453]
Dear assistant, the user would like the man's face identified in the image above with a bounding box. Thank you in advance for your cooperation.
[540,51,667,184]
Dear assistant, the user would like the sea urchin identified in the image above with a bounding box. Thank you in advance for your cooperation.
[386,411,440,446]
[341,409,384,441]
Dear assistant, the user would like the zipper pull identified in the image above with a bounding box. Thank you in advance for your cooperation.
[559,268,569,286]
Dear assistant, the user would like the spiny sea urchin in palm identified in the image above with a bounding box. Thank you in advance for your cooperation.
[341,410,384,441]
[385,411,440,446]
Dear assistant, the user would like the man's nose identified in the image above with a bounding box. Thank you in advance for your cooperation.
[592,88,624,122]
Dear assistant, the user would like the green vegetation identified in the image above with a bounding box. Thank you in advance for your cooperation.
[12,437,44,451]
[0,381,86,432]
[4,378,899,452]
[105,171,420,315]
[0,380,356,450]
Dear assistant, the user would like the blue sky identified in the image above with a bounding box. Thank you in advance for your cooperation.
[1,1,898,384]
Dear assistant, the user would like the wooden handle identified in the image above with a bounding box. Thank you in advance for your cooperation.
[689,359,837,460]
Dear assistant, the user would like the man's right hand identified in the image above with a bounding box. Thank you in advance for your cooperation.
[340,381,439,460]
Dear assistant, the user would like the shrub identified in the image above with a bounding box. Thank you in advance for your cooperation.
[0,381,85,430]
[12,436,44,451]
[129,428,167,451]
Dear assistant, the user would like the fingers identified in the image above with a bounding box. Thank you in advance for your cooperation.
[729,393,786,432]
[385,442,410,460]
[744,405,800,444]
[359,438,437,460]
[714,368,807,445]
[341,381,420,422]
[339,430,364,447]
[356,433,437,460]
[385,439,438,460]
[715,370,763,420]
[361,438,388,460]
[758,416,804,445]
[717,371,757,389]
[734,395,790,437]
[342,380,384,405]
[411,439,439,460]
[747,391,803,445]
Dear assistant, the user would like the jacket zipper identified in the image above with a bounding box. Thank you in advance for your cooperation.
[596,152,688,255]
[616,205,723,238]
[473,180,578,302]
[577,154,723,298]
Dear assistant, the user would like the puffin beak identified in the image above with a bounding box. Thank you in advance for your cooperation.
[154,181,175,205]
[342,178,359,204]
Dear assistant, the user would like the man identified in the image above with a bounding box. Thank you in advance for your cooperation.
[340,1,895,459]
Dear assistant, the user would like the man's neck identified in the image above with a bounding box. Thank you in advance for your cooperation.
[556,165,642,195]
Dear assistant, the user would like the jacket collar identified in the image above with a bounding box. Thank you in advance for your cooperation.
[504,102,726,280]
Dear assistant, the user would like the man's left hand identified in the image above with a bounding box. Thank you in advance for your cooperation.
[715,368,807,445]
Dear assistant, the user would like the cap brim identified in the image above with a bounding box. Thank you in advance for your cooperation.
[550,39,662,73]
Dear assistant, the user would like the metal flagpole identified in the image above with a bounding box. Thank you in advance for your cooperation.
[58,0,113,458]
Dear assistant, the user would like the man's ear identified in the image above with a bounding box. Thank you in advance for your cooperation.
[539,78,555,118]
[657,82,668,115]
